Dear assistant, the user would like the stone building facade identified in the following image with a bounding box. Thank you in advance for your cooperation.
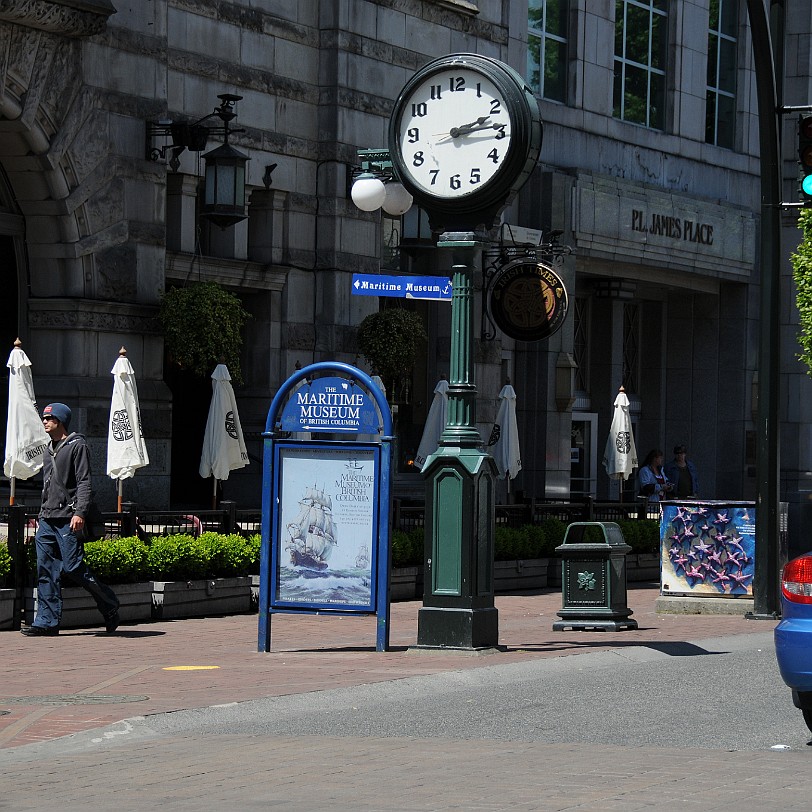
[1,1,811,550]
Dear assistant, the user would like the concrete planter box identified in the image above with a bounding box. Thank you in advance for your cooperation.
[494,558,550,592]
[152,576,253,620]
[391,566,423,601]
[25,582,154,629]
[0,588,14,630]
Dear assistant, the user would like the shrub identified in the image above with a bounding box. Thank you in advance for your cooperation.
[147,534,209,581]
[0,539,11,584]
[84,536,149,583]
[392,528,423,568]
[199,532,256,577]
[618,519,659,553]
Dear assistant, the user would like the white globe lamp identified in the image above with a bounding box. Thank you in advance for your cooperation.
[381,182,414,216]
[351,173,386,212]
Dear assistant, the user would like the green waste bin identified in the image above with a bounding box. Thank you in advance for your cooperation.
[552,521,638,631]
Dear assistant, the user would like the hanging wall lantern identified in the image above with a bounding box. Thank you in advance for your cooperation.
[202,140,249,229]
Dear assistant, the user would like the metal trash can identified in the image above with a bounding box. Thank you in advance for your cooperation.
[552,521,638,631]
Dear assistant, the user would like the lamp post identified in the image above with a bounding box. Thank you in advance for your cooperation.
[745,0,783,618]
[147,93,250,229]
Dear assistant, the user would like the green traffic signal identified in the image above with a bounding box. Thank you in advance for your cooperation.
[799,114,812,204]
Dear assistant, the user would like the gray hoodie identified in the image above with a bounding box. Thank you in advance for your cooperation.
[39,433,92,520]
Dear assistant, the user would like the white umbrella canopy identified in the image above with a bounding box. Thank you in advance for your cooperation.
[414,377,449,471]
[199,363,248,505]
[602,386,638,483]
[490,383,522,481]
[106,348,150,506]
[4,340,49,501]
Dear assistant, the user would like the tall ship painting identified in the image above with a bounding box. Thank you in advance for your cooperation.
[286,485,337,571]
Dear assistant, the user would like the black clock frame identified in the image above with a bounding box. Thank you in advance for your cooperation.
[388,53,543,231]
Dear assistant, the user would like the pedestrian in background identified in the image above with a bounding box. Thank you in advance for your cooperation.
[639,449,673,503]
[664,444,700,499]
[21,402,119,636]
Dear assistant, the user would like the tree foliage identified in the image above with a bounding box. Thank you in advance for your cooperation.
[159,282,250,383]
[791,209,812,375]
[357,307,427,396]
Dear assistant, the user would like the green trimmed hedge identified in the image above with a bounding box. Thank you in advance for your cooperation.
[391,518,658,568]
[80,533,262,584]
[0,540,11,585]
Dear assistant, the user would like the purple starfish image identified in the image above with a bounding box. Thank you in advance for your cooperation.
[729,571,753,588]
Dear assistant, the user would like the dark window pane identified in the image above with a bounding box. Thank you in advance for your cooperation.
[615,0,625,57]
[720,0,738,35]
[716,92,735,148]
[653,0,668,13]
[545,39,566,102]
[625,5,650,65]
[719,37,737,93]
[707,33,718,86]
[546,0,568,38]
[651,9,667,71]
[649,71,665,129]
[527,37,541,93]
[709,0,719,30]
[625,65,648,124]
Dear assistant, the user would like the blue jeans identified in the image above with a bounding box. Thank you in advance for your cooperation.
[33,518,119,629]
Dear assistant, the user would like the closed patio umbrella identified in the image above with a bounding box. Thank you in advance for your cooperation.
[602,386,638,496]
[489,382,522,482]
[199,363,248,508]
[106,347,150,510]
[414,377,449,470]
[4,339,49,504]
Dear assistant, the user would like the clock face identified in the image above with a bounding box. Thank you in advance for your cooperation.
[394,67,514,201]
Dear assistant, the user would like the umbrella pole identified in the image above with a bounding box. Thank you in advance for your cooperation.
[9,476,15,506]
[117,479,123,513]
[212,477,218,510]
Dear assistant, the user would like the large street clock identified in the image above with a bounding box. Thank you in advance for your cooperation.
[389,53,542,230]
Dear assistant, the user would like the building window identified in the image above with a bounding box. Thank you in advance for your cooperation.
[622,302,640,393]
[706,0,737,149]
[528,0,568,102]
[613,0,668,130]
[573,296,590,393]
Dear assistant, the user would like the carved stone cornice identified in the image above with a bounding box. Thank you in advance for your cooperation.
[28,299,160,333]
[0,0,115,38]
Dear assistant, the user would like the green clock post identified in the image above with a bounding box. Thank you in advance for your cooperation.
[389,54,542,647]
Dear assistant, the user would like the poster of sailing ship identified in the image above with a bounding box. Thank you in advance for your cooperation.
[275,444,378,609]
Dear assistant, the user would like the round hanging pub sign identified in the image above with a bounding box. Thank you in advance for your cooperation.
[489,258,569,341]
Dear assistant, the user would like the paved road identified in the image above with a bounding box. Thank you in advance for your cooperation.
[2,587,812,810]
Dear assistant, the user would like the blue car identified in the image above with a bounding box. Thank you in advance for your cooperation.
[775,553,812,732]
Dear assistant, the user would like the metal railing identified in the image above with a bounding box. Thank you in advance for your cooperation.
[393,496,658,531]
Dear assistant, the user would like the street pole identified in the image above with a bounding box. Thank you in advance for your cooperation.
[746,0,783,618]
[417,232,499,649]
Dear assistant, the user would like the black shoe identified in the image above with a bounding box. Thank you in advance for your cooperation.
[20,625,59,636]
[105,611,120,634]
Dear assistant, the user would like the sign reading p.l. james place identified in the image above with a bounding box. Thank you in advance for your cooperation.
[279,376,380,434]
[489,258,569,341]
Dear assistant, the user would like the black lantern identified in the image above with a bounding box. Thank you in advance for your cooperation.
[203,140,248,229]
[147,93,249,229]
[201,94,249,229]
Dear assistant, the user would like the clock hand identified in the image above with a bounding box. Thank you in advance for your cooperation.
[434,116,491,140]
[450,116,491,137]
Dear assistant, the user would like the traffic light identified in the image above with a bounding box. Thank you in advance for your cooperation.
[798,114,812,204]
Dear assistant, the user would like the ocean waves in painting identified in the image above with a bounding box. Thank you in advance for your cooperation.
[278,566,372,607]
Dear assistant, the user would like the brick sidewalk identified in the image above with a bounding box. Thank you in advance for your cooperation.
[0,584,767,750]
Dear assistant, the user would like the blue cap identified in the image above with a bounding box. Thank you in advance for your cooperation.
[42,402,71,429]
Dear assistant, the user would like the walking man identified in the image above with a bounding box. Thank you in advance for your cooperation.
[21,403,119,636]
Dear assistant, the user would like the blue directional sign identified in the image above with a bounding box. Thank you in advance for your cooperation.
[352,274,452,301]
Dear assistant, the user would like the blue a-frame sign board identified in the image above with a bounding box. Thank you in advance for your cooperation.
[258,362,394,652]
